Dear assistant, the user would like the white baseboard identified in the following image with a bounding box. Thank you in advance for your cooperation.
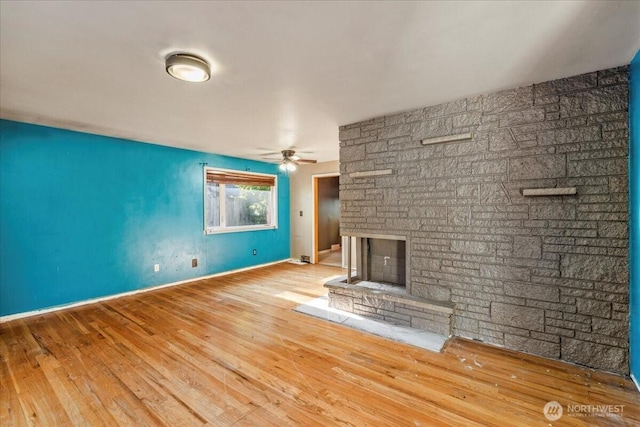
[0,258,291,323]
[632,372,640,393]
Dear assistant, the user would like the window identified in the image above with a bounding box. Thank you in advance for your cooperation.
[204,168,277,234]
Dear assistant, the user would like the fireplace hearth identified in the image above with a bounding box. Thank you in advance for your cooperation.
[325,233,453,336]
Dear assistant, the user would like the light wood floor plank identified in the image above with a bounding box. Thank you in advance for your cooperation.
[1,263,638,426]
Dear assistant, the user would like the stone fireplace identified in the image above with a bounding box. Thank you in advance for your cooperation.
[326,66,630,374]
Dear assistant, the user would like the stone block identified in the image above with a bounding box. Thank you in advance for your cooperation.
[418,157,457,178]
[561,254,628,284]
[576,297,611,318]
[592,318,627,337]
[483,86,534,113]
[480,264,530,282]
[499,108,546,127]
[365,141,388,154]
[598,67,628,86]
[408,205,447,218]
[362,295,394,311]
[504,283,559,302]
[412,317,450,336]
[405,108,425,123]
[453,112,482,127]
[491,302,544,331]
[339,127,361,141]
[509,155,566,180]
[513,236,542,258]
[480,183,510,204]
[451,240,494,255]
[328,293,354,312]
[454,316,479,333]
[472,159,507,175]
[457,184,479,198]
[598,222,627,239]
[411,117,453,139]
[412,257,441,270]
[537,126,602,145]
[378,124,411,140]
[424,98,467,118]
[340,145,365,162]
[411,284,451,301]
[609,176,629,193]
[530,205,575,220]
[448,206,469,226]
[362,121,386,132]
[504,334,560,359]
[385,112,406,126]
[534,72,597,96]
[488,129,519,152]
[568,158,627,177]
[340,189,366,200]
[560,86,628,118]
[561,338,627,373]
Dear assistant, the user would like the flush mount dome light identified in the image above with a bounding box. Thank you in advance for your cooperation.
[165,53,210,82]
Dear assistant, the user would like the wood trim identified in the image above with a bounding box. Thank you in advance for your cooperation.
[0,258,291,323]
[313,176,319,264]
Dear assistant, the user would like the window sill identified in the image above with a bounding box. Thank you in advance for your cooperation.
[205,225,277,235]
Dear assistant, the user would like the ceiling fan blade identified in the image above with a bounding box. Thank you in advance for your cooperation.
[297,159,317,164]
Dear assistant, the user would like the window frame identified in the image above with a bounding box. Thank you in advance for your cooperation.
[203,167,278,235]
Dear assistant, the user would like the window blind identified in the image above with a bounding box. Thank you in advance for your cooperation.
[206,170,275,187]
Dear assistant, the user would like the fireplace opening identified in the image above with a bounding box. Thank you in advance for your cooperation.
[344,235,407,292]
[367,238,406,286]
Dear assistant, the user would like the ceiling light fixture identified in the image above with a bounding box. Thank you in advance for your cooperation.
[279,158,297,172]
[165,53,210,82]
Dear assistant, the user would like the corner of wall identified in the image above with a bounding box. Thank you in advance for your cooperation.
[629,49,640,385]
[289,161,340,261]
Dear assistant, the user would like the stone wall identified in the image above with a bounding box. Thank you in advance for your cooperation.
[338,66,629,374]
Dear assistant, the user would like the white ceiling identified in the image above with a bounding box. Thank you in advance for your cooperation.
[1,1,639,163]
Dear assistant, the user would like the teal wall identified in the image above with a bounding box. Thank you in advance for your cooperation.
[631,50,640,383]
[0,120,290,316]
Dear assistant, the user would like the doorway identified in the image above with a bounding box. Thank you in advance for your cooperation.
[312,173,341,267]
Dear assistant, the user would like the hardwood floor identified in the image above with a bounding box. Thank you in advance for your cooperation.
[1,262,638,426]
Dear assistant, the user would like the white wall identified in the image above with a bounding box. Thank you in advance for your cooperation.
[289,161,340,261]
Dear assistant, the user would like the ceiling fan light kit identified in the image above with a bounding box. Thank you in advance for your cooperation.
[262,149,317,172]
[279,159,297,172]
[165,53,210,82]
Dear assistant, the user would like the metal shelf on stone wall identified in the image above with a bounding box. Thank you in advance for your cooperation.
[420,132,473,145]
[349,169,393,178]
[522,187,577,197]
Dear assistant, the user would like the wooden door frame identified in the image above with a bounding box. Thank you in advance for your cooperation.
[311,172,340,264]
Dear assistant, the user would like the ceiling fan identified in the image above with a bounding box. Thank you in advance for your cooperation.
[263,149,317,172]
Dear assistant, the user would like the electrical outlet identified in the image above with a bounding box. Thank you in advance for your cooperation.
[154,264,160,272]
[299,210,303,216]
[252,249,257,256]
[192,258,197,268]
